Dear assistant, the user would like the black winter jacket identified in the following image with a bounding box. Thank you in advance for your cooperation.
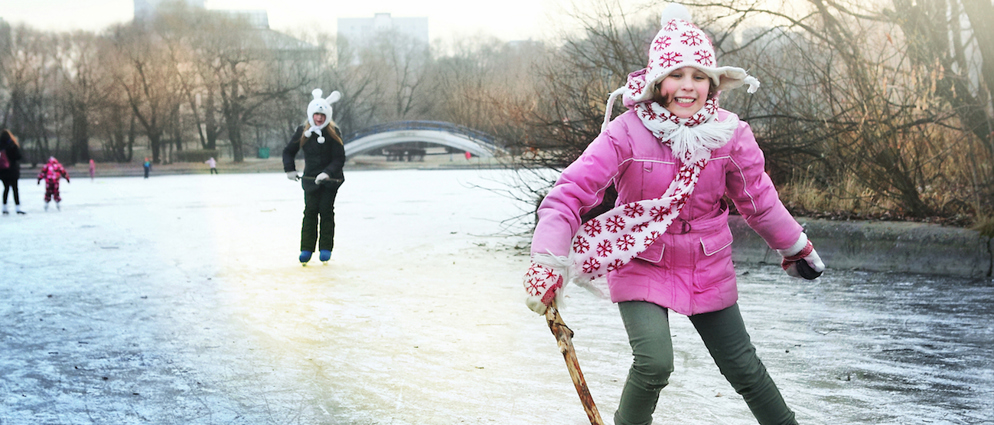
[282,125,346,185]
[0,136,23,180]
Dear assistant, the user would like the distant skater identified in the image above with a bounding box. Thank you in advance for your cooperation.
[205,157,218,174]
[143,157,151,179]
[89,159,95,180]
[37,156,70,211]
[0,129,25,215]
[283,88,345,265]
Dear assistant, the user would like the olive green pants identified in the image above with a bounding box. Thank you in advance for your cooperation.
[614,301,797,425]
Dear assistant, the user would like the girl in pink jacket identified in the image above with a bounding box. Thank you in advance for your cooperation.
[523,4,824,425]
[37,156,70,211]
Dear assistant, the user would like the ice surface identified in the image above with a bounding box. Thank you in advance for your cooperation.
[1,169,991,424]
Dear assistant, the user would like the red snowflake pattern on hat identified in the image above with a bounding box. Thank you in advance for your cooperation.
[630,78,646,96]
[695,50,714,66]
[653,36,672,51]
[681,31,703,46]
[659,51,683,68]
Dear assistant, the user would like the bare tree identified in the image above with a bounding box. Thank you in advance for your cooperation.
[691,0,994,219]
[1,24,60,164]
[56,31,114,164]
[107,22,179,164]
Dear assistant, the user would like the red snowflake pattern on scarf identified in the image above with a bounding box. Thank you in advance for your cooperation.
[624,203,645,218]
[583,219,602,236]
[616,234,637,251]
[605,215,626,233]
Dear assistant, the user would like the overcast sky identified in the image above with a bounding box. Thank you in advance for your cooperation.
[0,0,577,42]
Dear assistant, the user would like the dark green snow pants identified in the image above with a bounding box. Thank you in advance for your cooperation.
[614,301,798,425]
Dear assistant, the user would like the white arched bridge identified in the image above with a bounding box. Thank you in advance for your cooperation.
[343,121,506,159]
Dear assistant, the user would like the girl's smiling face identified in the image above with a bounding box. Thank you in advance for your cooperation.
[656,66,712,118]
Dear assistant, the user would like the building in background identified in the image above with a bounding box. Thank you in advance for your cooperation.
[135,0,267,30]
[337,13,428,48]
[134,0,205,22]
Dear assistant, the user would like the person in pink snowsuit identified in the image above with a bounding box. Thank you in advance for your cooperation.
[37,156,70,210]
[523,4,824,425]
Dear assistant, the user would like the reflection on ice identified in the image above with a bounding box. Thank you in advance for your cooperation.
[0,170,990,424]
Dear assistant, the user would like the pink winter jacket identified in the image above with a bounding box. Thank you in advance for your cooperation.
[531,109,803,316]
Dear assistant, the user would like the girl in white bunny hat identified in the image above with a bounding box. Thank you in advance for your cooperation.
[283,88,346,265]
[524,4,822,424]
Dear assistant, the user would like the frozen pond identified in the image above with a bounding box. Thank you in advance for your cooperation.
[1,169,992,424]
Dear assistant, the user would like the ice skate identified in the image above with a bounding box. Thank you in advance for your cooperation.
[299,250,313,266]
[56,201,61,211]
[319,250,331,264]
[2,204,7,215]
[16,206,25,215]
[44,201,49,211]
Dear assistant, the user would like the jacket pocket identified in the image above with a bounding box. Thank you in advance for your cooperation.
[700,226,733,256]
[636,240,665,263]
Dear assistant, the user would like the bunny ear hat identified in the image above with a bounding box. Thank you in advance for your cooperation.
[304,88,342,143]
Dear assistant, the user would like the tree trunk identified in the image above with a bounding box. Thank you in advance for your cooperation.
[960,0,994,157]
[205,87,218,150]
[172,103,182,152]
[71,101,90,164]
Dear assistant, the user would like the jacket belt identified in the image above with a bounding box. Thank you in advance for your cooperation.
[666,202,729,234]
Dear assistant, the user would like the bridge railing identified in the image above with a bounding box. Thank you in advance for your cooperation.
[342,120,502,151]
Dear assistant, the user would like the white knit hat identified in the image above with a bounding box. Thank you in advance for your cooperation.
[628,3,759,103]
[304,88,342,143]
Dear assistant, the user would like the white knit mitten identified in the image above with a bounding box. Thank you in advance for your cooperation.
[777,233,825,280]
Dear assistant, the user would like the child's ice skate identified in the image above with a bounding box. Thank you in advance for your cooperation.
[56,201,61,211]
[319,250,331,264]
[2,204,7,215]
[16,206,25,215]
[44,201,49,211]
[299,250,313,266]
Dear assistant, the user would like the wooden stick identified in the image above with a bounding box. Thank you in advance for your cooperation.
[545,300,606,425]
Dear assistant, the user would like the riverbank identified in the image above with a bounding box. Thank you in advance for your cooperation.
[729,216,994,278]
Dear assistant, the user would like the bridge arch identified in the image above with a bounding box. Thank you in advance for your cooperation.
[343,121,506,159]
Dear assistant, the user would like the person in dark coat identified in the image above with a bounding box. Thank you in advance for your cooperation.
[283,88,346,265]
[0,129,26,215]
